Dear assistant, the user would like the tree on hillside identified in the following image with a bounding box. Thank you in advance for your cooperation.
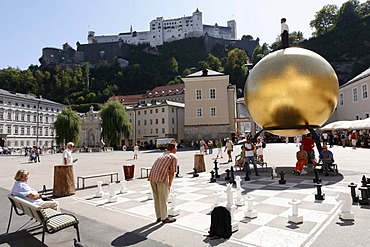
[100,100,131,149]
[167,75,183,85]
[310,4,339,37]
[337,0,360,28]
[168,57,179,74]
[206,54,222,71]
[270,31,306,51]
[251,43,270,65]
[197,54,223,71]
[358,1,370,17]
[241,34,254,41]
[223,48,249,89]
[54,107,81,146]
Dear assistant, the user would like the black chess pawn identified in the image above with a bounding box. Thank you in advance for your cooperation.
[213,159,220,178]
[225,169,231,180]
[229,166,236,185]
[42,184,47,195]
[210,170,216,183]
[278,171,286,184]
[314,183,325,200]
[193,167,199,178]
[313,168,322,183]
[348,182,359,203]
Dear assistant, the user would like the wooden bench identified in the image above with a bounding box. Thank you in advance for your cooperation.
[234,156,268,172]
[314,163,338,175]
[6,194,80,246]
[77,172,119,189]
[140,167,151,178]
[256,160,268,172]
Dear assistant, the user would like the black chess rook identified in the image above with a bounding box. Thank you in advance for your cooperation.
[358,187,370,205]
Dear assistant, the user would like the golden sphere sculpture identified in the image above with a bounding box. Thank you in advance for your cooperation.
[244,47,339,136]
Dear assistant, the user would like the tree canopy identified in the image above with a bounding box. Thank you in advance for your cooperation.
[54,107,81,146]
[100,100,131,148]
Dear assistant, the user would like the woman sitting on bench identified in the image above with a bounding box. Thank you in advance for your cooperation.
[11,169,60,211]
[295,145,308,175]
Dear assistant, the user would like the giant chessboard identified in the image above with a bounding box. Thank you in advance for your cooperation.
[73,172,350,247]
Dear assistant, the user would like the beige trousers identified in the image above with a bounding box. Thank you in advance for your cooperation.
[150,181,169,220]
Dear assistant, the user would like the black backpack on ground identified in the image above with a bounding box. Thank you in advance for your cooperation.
[208,206,232,239]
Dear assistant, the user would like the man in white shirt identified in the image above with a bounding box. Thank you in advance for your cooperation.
[281,18,289,49]
[63,142,74,165]
[244,138,259,176]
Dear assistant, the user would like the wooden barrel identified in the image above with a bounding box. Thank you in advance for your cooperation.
[53,165,75,197]
[194,154,206,172]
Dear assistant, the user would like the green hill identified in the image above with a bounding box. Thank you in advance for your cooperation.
[299,15,370,85]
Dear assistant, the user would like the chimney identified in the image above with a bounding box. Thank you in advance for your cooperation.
[202,69,208,76]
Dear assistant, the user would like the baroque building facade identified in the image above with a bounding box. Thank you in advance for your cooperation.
[0,89,65,148]
[79,105,102,148]
[87,9,237,47]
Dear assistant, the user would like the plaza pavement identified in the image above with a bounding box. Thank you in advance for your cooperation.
[0,143,369,247]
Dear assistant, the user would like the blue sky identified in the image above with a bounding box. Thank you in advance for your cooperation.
[1,0,353,70]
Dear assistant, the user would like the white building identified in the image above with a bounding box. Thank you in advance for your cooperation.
[80,105,102,147]
[87,9,236,47]
[0,89,66,149]
[125,101,185,148]
[329,67,370,122]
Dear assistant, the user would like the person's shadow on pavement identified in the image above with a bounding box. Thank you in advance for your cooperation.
[111,221,164,246]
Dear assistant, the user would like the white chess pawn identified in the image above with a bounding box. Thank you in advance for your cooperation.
[336,192,354,220]
[235,176,245,206]
[244,196,258,218]
[95,181,104,198]
[288,199,303,223]
[108,183,118,203]
[272,165,277,177]
[168,191,180,216]
[120,180,128,194]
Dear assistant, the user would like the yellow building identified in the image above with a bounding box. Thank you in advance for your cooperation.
[182,69,237,143]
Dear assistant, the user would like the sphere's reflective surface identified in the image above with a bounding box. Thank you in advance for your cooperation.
[244,47,339,136]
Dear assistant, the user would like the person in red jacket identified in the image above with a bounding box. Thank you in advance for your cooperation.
[301,134,316,164]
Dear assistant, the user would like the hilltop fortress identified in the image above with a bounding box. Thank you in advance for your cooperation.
[88,8,237,47]
[40,9,258,68]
